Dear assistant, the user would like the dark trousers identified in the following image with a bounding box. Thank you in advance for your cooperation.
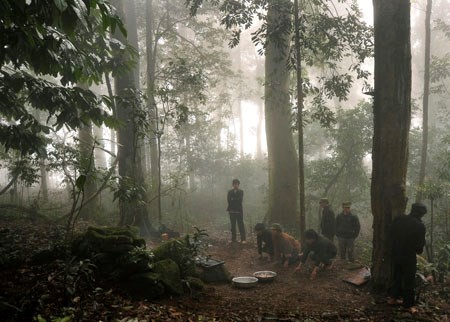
[389,259,416,308]
[338,237,355,261]
[229,212,246,242]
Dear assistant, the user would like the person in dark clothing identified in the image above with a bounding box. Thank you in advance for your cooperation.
[335,201,360,262]
[388,203,427,313]
[226,179,246,243]
[295,229,337,280]
[254,223,274,260]
[319,198,336,241]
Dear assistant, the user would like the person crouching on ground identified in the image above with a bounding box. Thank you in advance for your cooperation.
[254,223,274,261]
[295,229,337,280]
[270,223,301,268]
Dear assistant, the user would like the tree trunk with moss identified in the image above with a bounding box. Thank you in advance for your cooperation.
[113,0,153,236]
[265,0,299,228]
[371,0,411,291]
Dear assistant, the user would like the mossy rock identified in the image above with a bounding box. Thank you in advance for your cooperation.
[198,264,232,283]
[152,239,196,277]
[152,259,183,295]
[121,272,165,300]
[72,226,145,257]
[184,276,205,292]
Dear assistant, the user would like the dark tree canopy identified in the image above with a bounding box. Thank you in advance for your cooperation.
[0,0,130,155]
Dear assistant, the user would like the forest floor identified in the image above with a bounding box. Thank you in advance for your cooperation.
[1,218,450,321]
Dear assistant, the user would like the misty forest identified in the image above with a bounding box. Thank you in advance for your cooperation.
[1,0,450,321]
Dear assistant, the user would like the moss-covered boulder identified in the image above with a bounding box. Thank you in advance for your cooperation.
[121,272,165,300]
[197,264,232,283]
[152,239,197,277]
[152,259,183,295]
[184,276,205,292]
[72,226,145,258]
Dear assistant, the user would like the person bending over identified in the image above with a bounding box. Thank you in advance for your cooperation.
[254,223,274,260]
[295,229,337,280]
[271,223,301,268]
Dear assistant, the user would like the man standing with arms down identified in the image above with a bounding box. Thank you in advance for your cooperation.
[335,202,360,262]
[388,203,427,314]
[319,198,336,241]
[226,179,246,244]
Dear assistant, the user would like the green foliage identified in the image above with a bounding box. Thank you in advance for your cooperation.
[186,0,373,126]
[305,101,372,218]
[112,176,147,206]
[436,242,450,281]
[184,226,209,258]
[0,0,131,155]
[63,257,97,296]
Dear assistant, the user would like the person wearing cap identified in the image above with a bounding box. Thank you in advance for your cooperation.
[226,179,246,244]
[254,223,274,260]
[270,223,301,268]
[387,203,427,313]
[319,198,336,241]
[295,229,337,280]
[335,201,360,262]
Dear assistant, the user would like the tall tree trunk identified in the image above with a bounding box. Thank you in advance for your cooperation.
[113,0,153,235]
[265,0,298,228]
[78,120,98,220]
[371,0,411,291]
[416,0,432,202]
[146,0,161,223]
[33,109,49,202]
[294,0,305,239]
[93,125,107,168]
[39,158,48,202]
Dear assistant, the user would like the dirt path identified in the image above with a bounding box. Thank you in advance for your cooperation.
[155,234,449,321]
[1,219,449,321]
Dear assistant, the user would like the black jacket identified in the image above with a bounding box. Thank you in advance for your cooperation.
[227,189,243,213]
[336,212,360,239]
[257,229,274,256]
[320,206,336,238]
[299,236,337,265]
[390,214,426,263]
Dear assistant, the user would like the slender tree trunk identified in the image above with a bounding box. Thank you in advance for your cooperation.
[39,158,48,202]
[146,0,161,223]
[78,120,98,219]
[93,125,107,168]
[265,0,298,228]
[416,0,432,202]
[294,0,305,239]
[371,0,411,292]
[33,110,49,202]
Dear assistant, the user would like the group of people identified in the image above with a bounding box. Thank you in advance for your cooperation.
[227,179,428,313]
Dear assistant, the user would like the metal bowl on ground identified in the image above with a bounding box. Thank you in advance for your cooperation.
[253,271,277,282]
[232,276,258,289]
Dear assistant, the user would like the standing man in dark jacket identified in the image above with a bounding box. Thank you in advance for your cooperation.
[254,223,274,260]
[319,198,336,241]
[335,201,360,262]
[227,179,246,243]
[388,203,427,313]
